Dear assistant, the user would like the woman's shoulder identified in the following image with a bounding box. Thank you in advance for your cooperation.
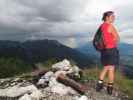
[102,23,115,30]
[100,22,110,28]
[101,22,110,29]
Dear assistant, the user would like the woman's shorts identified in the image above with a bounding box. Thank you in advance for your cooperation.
[100,48,119,66]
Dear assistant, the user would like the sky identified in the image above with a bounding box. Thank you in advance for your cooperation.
[0,0,133,48]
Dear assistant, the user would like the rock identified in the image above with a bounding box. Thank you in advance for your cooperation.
[52,59,71,71]
[72,66,80,74]
[0,85,39,97]
[19,94,32,100]
[67,67,82,81]
[49,77,59,87]
[54,71,67,78]
[48,77,77,96]
[0,84,43,100]
[77,95,88,100]
[30,90,43,100]
[51,83,69,95]
[37,71,54,87]
[41,71,54,80]
[37,79,46,86]
[67,66,80,76]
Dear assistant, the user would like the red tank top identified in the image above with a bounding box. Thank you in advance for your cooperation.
[101,23,117,49]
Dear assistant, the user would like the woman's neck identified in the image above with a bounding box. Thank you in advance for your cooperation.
[104,21,112,24]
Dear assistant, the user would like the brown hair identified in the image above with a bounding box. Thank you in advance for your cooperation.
[102,11,114,21]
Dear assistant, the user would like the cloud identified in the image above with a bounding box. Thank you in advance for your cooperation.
[0,0,133,47]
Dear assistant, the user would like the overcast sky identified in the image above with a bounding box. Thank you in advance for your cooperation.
[0,0,133,48]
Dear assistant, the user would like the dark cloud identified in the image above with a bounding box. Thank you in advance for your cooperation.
[15,0,84,22]
[0,0,133,47]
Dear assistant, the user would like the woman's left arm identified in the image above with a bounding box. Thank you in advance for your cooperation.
[109,24,120,43]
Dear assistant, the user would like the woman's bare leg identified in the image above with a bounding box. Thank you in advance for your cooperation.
[108,65,115,83]
[107,65,115,95]
[99,65,109,80]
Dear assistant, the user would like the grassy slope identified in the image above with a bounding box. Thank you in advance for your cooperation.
[82,67,133,100]
[0,57,33,78]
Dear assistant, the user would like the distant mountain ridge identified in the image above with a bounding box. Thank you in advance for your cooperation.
[0,39,95,67]
[76,42,133,57]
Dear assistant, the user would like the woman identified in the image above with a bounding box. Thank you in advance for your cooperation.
[96,11,120,95]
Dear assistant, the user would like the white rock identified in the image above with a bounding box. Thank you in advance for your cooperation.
[51,84,68,96]
[54,71,67,78]
[50,83,76,96]
[41,71,54,80]
[72,66,80,73]
[49,77,59,87]
[37,79,45,85]
[52,59,71,71]
[0,84,43,100]
[49,77,77,96]
[19,94,32,100]
[19,85,38,94]
[37,71,54,85]
[73,96,80,100]
[0,85,38,97]
[66,86,77,94]
[77,95,88,100]
[30,90,43,100]
[66,68,73,74]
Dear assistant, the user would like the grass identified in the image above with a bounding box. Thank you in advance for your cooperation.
[0,57,33,78]
[82,67,133,100]
[0,57,59,78]
[115,70,133,100]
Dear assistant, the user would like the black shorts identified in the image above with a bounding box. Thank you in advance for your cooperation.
[100,48,119,66]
